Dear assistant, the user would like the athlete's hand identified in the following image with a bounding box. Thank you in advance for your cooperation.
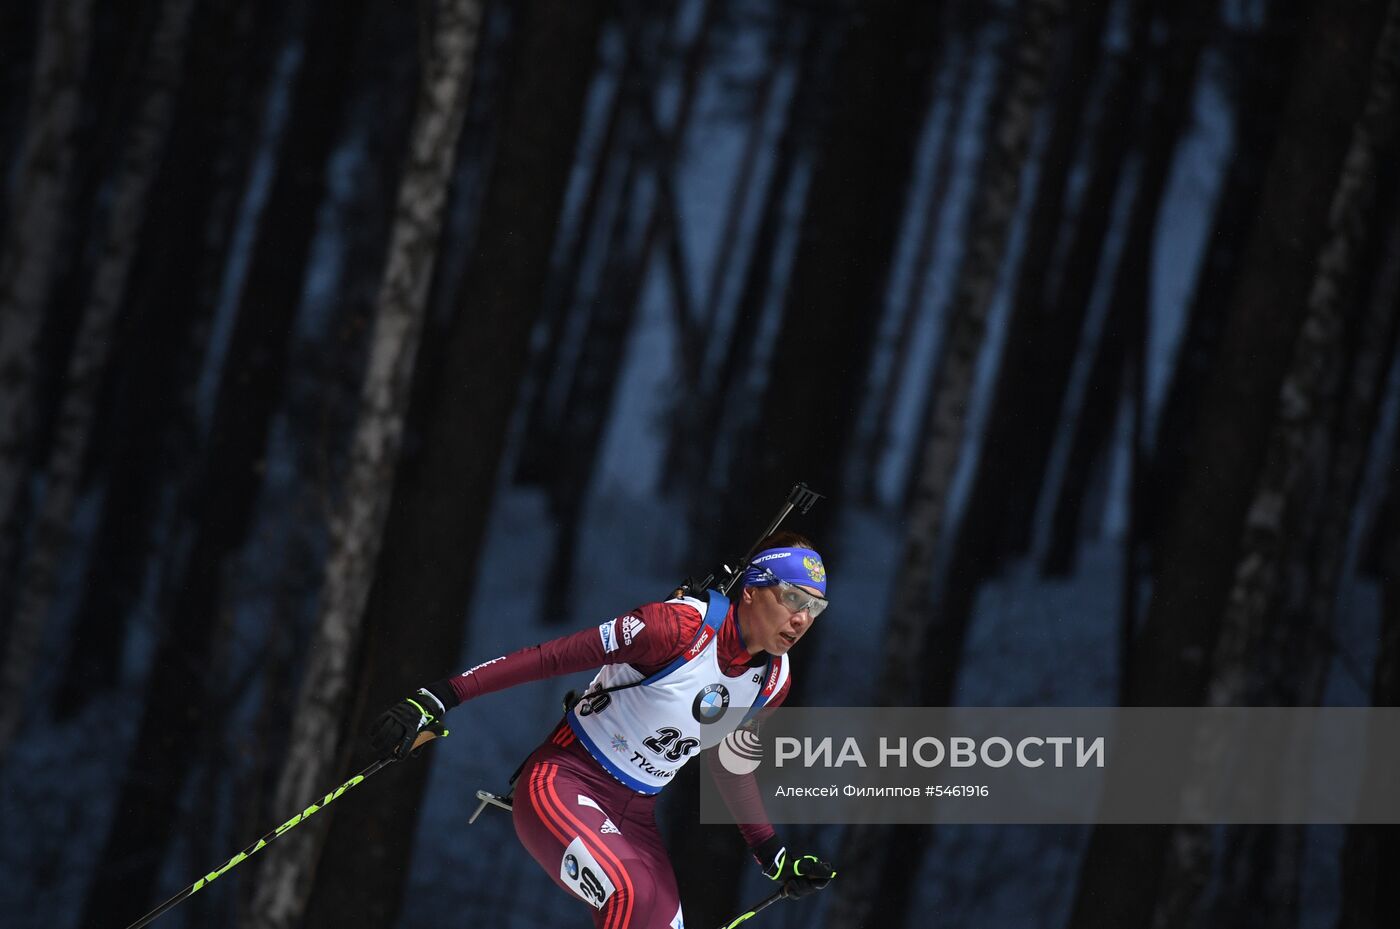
[751,835,836,897]
[369,688,449,759]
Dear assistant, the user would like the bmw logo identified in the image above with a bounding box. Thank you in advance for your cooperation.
[692,683,730,724]
[564,854,579,880]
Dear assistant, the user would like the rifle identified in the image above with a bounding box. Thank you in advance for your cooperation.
[686,481,825,598]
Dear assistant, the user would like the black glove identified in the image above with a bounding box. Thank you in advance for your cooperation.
[369,687,450,759]
[751,835,836,898]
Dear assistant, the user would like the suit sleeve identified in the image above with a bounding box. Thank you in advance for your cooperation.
[436,601,698,706]
[706,673,791,849]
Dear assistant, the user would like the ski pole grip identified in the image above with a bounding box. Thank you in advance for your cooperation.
[412,730,440,750]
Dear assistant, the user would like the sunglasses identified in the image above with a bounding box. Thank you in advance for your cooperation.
[758,567,828,619]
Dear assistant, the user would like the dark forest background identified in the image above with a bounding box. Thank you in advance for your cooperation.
[1,0,1398,927]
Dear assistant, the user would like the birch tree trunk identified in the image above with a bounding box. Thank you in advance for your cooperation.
[1155,4,1399,921]
[513,10,650,488]
[1040,0,1210,592]
[0,0,94,598]
[1274,10,1400,709]
[1200,0,1398,707]
[672,16,829,550]
[540,0,716,620]
[821,3,1066,928]
[881,0,1064,736]
[1069,0,1396,924]
[856,10,973,506]
[681,4,795,371]
[852,6,1123,923]
[50,0,285,719]
[80,2,372,921]
[1196,21,1400,922]
[655,3,814,499]
[301,1,606,924]
[243,3,482,927]
[712,0,944,555]
[0,0,195,759]
[1138,0,1306,569]
[1037,0,1155,575]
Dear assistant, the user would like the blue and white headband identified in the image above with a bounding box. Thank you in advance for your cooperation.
[742,546,827,596]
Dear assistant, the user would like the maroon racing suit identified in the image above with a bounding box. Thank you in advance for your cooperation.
[441,598,787,929]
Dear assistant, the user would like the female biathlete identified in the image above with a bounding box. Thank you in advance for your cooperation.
[368,531,837,929]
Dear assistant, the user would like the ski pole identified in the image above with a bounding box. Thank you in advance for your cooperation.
[717,884,793,929]
[121,730,442,929]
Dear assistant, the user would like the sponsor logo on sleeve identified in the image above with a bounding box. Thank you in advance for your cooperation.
[598,619,619,654]
[621,615,646,646]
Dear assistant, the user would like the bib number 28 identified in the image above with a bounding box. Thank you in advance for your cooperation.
[643,727,699,762]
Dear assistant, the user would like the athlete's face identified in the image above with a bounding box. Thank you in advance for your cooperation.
[739,583,820,656]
